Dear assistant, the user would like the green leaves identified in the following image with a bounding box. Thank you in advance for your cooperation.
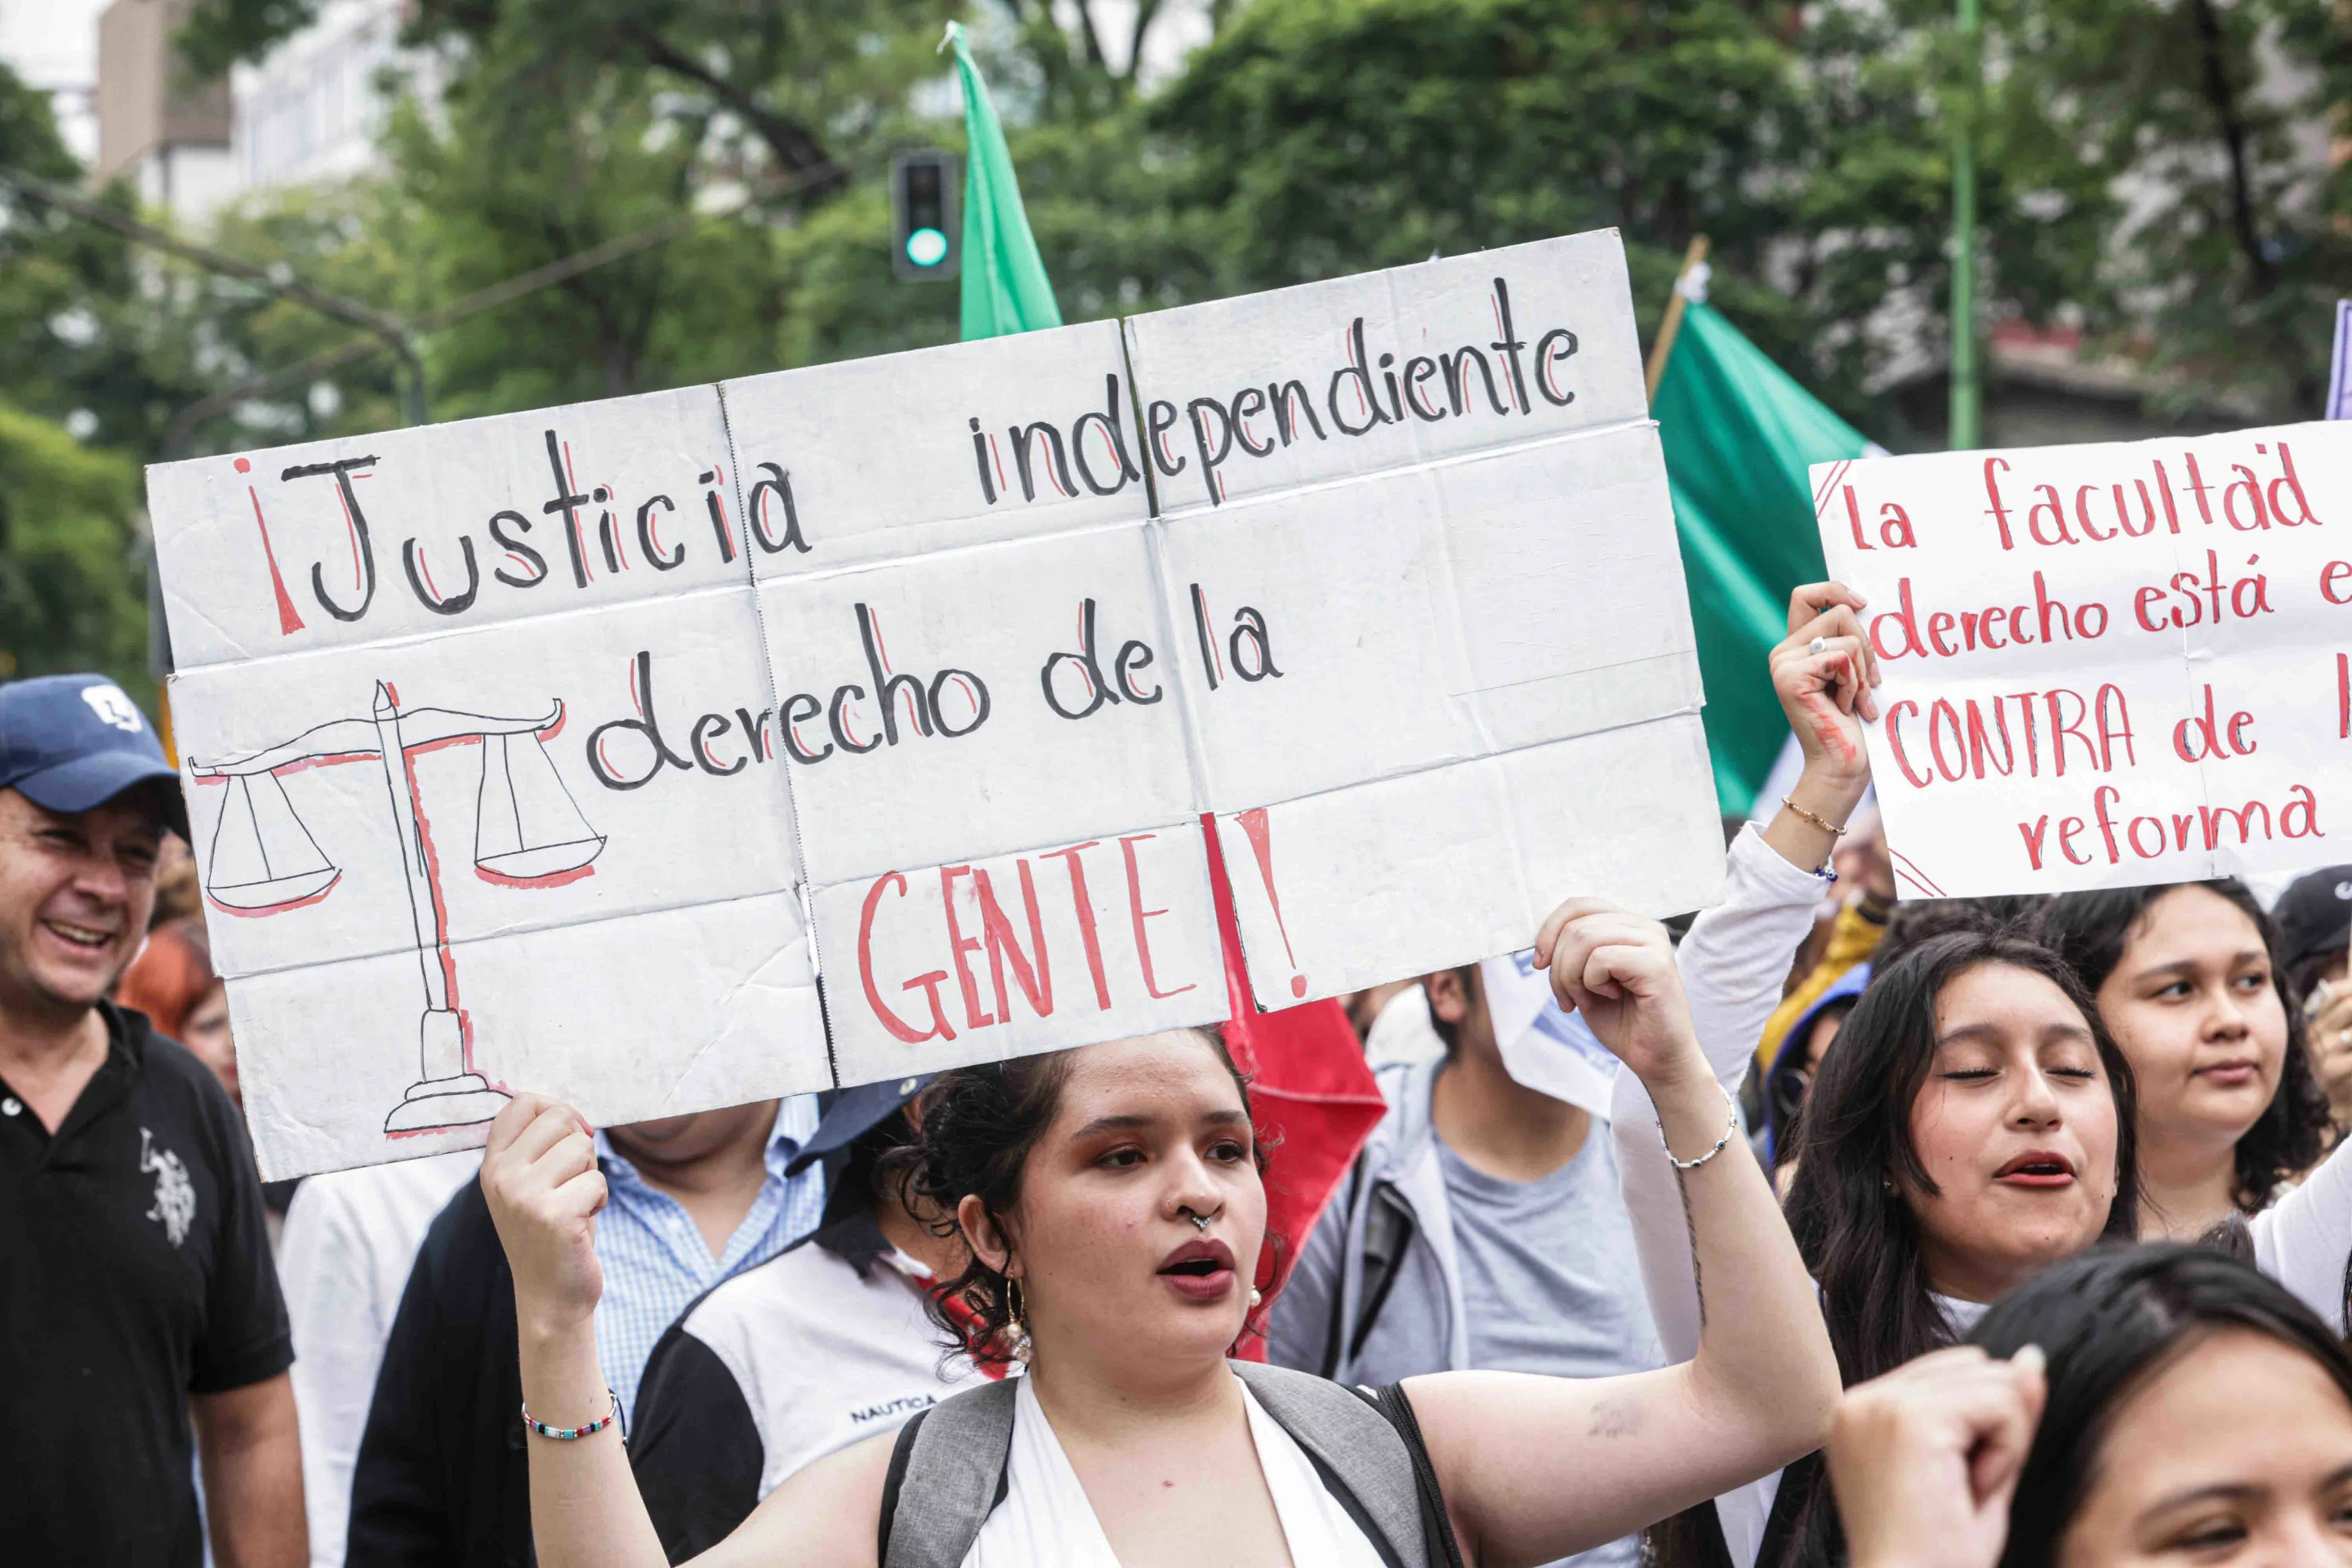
[0,402,144,693]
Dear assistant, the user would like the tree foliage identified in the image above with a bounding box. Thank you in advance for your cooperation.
[24,0,2352,467]
[0,402,145,693]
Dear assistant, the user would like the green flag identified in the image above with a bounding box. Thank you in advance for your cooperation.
[1654,299,1873,813]
[942,21,1062,341]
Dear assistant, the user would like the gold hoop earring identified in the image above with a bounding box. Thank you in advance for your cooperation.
[1004,1276,1032,1365]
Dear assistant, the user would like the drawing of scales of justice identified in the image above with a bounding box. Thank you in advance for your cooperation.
[189,682,605,1135]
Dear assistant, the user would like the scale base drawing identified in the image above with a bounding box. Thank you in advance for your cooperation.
[191,683,602,1146]
[385,1006,510,1134]
[386,1076,510,1133]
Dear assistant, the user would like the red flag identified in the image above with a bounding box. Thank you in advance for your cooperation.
[1199,816,1388,1361]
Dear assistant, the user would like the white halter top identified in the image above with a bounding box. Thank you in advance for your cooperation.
[960,1374,1390,1568]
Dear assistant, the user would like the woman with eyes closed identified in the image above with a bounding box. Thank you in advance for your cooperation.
[1829,1245,2352,1568]
[479,903,1840,1568]
[2039,884,2343,1259]
[1634,929,2140,1568]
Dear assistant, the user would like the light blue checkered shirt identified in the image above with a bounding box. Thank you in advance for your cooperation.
[592,1095,825,1421]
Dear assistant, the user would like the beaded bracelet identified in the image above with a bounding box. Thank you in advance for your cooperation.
[521,1389,621,1441]
[1659,1081,1742,1171]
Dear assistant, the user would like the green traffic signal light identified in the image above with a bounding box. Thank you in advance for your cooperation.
[906,227,949,268]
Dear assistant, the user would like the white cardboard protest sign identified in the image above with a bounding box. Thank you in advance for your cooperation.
[1813,426,2348,899]
[151,229,1722,1179]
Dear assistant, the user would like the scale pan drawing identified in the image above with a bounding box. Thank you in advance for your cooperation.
[204,773,343,911]
[190,682,604,1138]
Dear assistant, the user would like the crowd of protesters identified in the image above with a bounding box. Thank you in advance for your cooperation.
[10,568,2352,1568]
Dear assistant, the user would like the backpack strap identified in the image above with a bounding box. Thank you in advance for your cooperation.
[1232,1361,1460,1568]
[877,1379,1020,1568]
[1369,1383,1468,1568]
[1349,1184,1419,1368]
[1320,1155,1372,1380]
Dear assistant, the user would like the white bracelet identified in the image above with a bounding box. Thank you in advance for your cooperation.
[1658,1081,1740,1170]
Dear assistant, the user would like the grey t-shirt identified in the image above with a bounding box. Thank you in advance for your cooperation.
[1437,1127,1662,1568]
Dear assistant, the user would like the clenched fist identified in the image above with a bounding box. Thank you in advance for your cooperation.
[482,1094,608,1339]
[1533,899,1705,1089]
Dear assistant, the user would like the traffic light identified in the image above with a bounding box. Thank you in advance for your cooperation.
[891,150,960,282]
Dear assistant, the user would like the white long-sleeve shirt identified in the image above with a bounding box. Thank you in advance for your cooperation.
[278,1150,480,1568]
[1615,826,2352,1567]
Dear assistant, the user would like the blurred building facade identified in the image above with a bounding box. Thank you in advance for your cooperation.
[93,0,237,220]
[90,0,421,223]
[229,0,417,194]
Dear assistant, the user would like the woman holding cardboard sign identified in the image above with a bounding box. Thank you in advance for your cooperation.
[1632,579,2352,1568]
[480,920,1840,1566]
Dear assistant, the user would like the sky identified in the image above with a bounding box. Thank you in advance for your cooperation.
[0,0,108,160]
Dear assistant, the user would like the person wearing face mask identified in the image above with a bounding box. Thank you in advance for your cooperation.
[1828,1245,2352,1568]
[476,915,1844,1568]
[2038,884,2346,1253]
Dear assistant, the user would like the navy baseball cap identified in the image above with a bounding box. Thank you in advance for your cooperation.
[0,674,188,838]
[788,1072,935,1177]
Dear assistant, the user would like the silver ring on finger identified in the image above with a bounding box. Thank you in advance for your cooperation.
[1808,636,1829,656]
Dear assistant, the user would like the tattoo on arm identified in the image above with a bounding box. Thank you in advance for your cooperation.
[1677,1169,1706,1331]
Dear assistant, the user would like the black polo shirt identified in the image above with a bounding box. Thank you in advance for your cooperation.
[0,1003,294,1567]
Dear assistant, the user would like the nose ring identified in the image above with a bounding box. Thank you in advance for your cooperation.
[1180,1205,1210,1232]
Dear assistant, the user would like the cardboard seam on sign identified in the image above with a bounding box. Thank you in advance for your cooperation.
[1420,444,1494,757]
[1125,322,1219,818]
[1145,416,1660,526]
[1444,649,1695,701]
[749,510,1161,592]
[165,573,768,678]
[1192,699,1705,817]
[208,881,816,986]
[715,375,841,1089]
[802,815,1210,906]
[158,596,248,673]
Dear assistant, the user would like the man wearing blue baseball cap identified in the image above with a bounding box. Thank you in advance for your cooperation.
[0,674,305,1567]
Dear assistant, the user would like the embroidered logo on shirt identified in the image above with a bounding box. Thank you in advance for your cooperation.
[140,1127,196,1247]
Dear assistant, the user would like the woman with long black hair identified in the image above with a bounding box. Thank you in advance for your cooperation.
[2040,882,2337,1242]
[1637,925,2140,1568]
[1828,1244,2352,1568]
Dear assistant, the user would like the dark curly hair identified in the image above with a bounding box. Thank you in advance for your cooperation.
[2039,880,2328,1212]
[904,1027,1272,1371]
